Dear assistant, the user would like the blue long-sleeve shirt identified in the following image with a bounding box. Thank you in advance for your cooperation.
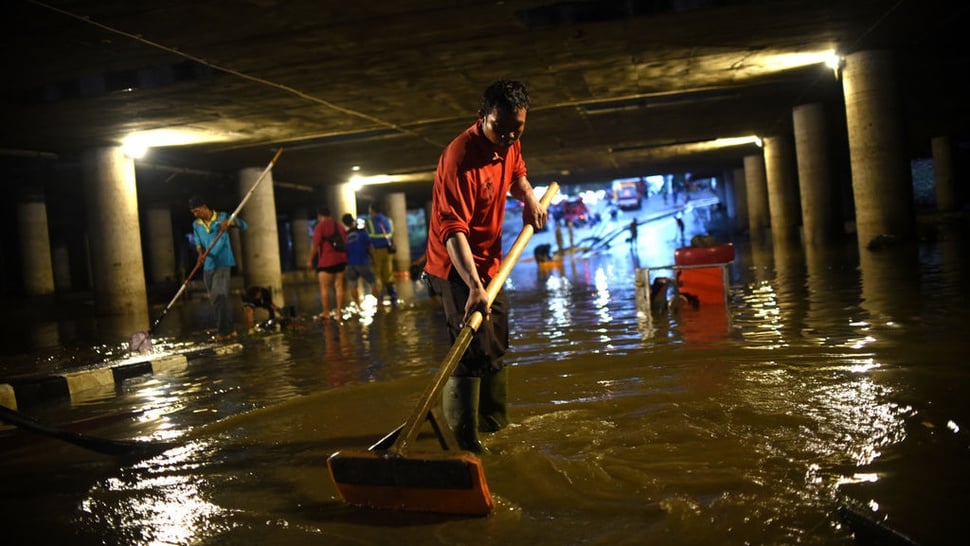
[193,211,248,270]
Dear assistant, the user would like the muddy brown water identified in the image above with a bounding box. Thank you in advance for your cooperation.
[1,217,968,545]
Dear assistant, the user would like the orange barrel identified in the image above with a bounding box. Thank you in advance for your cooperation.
[673,243,734,306]
[673,243,735,266]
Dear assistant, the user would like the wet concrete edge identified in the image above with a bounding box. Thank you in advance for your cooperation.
[0,343,243,410]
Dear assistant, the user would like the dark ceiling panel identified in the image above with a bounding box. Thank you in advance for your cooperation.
[1,0,966,211]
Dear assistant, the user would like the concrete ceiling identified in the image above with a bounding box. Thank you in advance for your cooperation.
[2,0,967,210]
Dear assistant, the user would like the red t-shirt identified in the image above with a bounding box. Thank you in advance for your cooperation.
[425,120,527,283]
[311,217,347,267]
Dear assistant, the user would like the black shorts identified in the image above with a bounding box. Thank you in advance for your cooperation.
[316,263,346,274]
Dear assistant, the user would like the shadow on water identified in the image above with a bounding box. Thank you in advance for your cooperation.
[2,212,969,545]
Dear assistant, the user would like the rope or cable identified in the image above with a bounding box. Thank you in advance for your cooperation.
[27,0,446,149]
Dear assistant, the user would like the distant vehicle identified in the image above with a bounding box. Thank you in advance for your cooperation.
[612,177,643,210]
[562,197,590,226]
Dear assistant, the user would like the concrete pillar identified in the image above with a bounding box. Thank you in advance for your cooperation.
[230,229,244,276]
[17,197,55,296]
[145,206,176,284]
[744,154,770,238]
[842,50,915,248]
[763,134,802,245]
[387,192,410,274]
[238,166,283,307]
[52,243,72,292]
[793,103,842,245]
[81,147,149,318]
[291,207,311,272]
[932,136,957,212]
[731,167,748,233]
[327,182,358,224]
[712,172,728,207]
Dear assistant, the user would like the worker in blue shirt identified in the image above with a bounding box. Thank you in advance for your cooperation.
[189,195,248,341]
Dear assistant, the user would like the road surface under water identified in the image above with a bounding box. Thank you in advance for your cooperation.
[0,209,967,545]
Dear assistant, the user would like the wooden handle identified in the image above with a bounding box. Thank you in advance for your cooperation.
[465,182,559,331]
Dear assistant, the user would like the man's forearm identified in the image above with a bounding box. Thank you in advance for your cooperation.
[445,233,483,290]
[510,176,535,203]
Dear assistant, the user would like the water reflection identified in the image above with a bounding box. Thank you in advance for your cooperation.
[4,221,970,544]
[735,275,785,348]
[771,239,807,338]
[805,244,847,339]
[540,263,574,341]
[592,264,613,327]
[79,440,228,544]
[747,237,774,284]
[858,244,921,327]
[28,320,61,351]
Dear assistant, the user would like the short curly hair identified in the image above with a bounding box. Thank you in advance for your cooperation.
[480,80,530,116]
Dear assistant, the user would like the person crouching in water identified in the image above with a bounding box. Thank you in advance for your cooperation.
[242,285,293,332]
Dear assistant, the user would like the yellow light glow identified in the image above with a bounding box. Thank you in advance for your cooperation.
[824,52,843,71]
[348,171,436,190]
[713,135,763,148]
[121,141,148,159]
[610,134,763,159]
[121,127,239,159]
[761,49,838,71]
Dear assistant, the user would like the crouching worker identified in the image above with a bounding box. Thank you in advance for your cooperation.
[533,243,553,263]
[424,79,546,453]
[242,286,291,332]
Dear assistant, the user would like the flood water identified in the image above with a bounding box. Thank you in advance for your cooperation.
[1,210,968,545]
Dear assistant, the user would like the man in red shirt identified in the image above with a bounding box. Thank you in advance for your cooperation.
[424,80,547,452]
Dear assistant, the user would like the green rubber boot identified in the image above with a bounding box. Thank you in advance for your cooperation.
[443,376,486,453]
[479,367,509,432]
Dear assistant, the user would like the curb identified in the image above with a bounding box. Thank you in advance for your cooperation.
[0,343,243,410]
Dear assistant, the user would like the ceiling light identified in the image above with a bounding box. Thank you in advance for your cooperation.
[121,141,148,159]
[713,135,762,148]
[347,170,436,190]
[761,48,839,71]
[823,52,843,71]
[611,134,763,157]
